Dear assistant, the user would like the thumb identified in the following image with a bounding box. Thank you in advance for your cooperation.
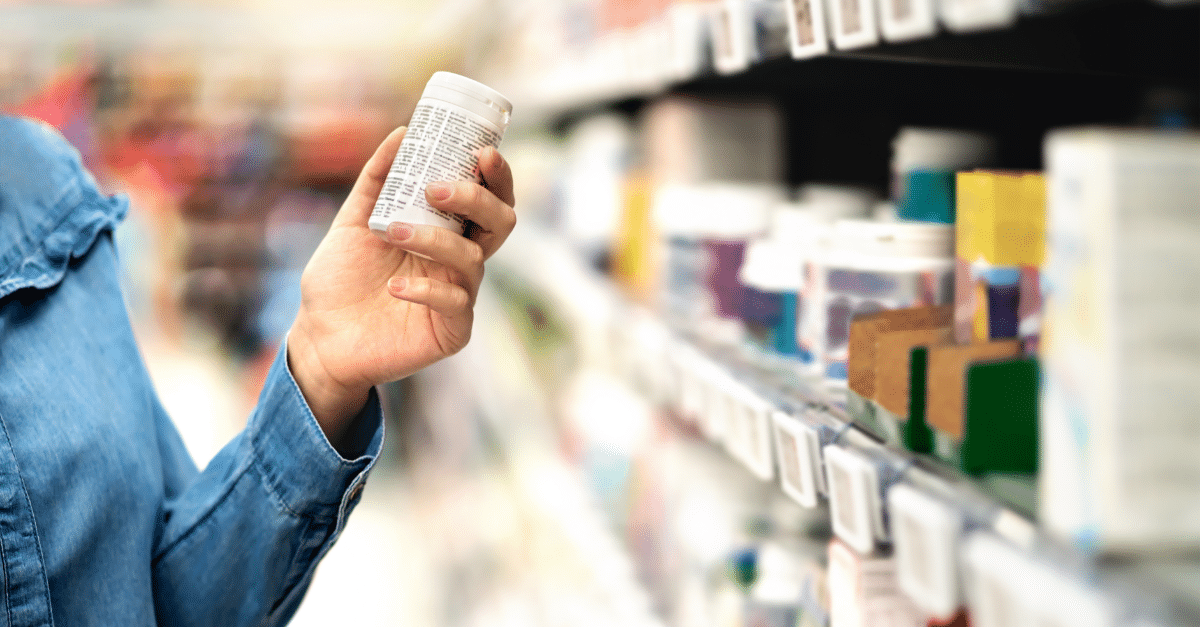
[334,126,407,227]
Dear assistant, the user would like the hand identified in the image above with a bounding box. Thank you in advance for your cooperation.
[286,127,517,448]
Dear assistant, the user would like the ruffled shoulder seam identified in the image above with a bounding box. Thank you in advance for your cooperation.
[0,186,129,300]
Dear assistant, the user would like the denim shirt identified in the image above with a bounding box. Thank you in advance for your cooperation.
[0,116,384,626]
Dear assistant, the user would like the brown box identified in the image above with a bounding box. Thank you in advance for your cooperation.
[875,327,953,417]
[847,305,953,400]
[926,340,1023,438]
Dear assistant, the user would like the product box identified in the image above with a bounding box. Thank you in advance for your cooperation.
[875,326,953,419]
[954,170,1046,350]
[1041,129,1200,550]
[846,306,951,445]
[827,539,924,627]
[847,305,953,401]
[925,340,1025,472]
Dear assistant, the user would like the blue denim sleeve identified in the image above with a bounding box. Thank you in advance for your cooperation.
[152,343,384,626]
[0,115,385,625]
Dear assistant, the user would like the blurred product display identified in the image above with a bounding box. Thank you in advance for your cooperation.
[4,0,1200,626]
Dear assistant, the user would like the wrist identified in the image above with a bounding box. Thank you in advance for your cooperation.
[285,319,371,450]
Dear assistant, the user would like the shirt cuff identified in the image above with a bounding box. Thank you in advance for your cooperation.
[247,341,385,524]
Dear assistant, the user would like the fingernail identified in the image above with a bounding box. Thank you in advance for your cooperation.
[427,182,452,202]
[387,222,413,242]
[389,277,407,292]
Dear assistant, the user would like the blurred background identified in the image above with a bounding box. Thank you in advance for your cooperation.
[3,0,1200,625]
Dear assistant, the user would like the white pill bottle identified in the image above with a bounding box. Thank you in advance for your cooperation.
[369,72,512,236]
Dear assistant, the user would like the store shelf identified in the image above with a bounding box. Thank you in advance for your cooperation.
[496,0,1198,127]
[492,224,1200,627]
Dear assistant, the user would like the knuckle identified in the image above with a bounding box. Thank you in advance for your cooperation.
[451,287,470,307]
[428,224,453,250]
[412,278,436,297]
[464,182,485,208]
[450,286,470,310]
[466,240,485,267]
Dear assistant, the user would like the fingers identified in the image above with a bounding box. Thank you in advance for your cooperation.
[387,276,472,319]
[424,173,516,259]
[335,126,407,227]
[479,146,515,207]
[382,222,485,291]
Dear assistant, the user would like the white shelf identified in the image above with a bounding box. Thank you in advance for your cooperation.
[492,223,1200,627]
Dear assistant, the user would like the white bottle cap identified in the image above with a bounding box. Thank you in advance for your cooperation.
[739,240,805,291]
[653,182,782,239]
[796,183,877,221]
[892,127,996,172]
[824,219,954,271]
[422,72,513,131]
[770,206,823,244]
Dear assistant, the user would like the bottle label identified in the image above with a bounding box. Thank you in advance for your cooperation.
[371,98,504,232]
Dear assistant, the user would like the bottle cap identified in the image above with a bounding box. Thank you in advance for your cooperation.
[829,219,954,262]
[653,183,782,238]
[423,72,513,130]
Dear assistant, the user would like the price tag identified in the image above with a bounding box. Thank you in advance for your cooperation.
[610,314,634,385]
[824,445,884,554]
[939,0,1018,34]
[888,484,963,619]
[718,379,748,459]
[829,0,880,50]
[676,347,707,424]
[667,1,709,81]
[732,384,776,482]
[698,361,732,442]
[785,0,830,58]
[773,412,824,508]
[879,0,937,42]
[629,312,672,403]
[962,534,1034,627]
[658,337,685,411]
[713,0,753,74]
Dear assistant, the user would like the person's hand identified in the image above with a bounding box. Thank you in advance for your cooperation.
[286,127,516,447]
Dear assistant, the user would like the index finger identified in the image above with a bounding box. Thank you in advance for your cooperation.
[334,126,407,227]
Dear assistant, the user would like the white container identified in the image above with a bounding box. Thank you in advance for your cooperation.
[1040,129,1200,551]
[890,127,995,200]
[809,219,954,384]
[369,72,512,235]
[654,182,781,328]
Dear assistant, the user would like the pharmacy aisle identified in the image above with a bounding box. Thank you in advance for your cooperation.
[463,0,1200,625]
[4,0,1200,625]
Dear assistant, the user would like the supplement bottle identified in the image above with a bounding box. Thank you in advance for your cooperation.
[369,72,512,236]
[816,219,954,384]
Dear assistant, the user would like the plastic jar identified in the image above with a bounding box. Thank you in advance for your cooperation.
[811,220,954,383]
[741,188,878,363]
[654,183,780,333]
[369,72,513,235]
[891,127,995,223]
[739,207,814,357]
